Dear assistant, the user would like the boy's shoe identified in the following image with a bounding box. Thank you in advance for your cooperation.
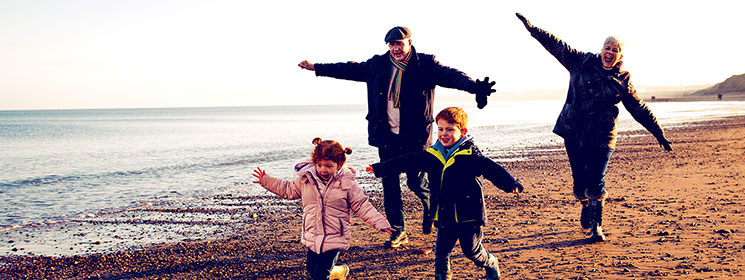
[329,264,349,280]
[385,231,409,248]
[434,272,453,280]
[485,254,501,280]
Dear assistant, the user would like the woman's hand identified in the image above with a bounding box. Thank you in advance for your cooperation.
[252,167,266,184]
[516,13,534,29]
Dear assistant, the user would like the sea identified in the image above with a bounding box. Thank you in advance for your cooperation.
[2,100,744,233]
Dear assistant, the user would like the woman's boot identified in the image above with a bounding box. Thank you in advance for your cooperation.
[588,199,606,242]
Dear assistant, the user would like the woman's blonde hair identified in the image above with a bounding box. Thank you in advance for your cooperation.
[603,36,624,52]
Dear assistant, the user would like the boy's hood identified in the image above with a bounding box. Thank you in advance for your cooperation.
[432,134,473,160]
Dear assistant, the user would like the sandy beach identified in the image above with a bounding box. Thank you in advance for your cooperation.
[1,114,744,279]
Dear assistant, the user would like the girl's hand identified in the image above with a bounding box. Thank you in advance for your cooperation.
[365,165,374,174]
[381,228,396,235]
[252,167,266,184]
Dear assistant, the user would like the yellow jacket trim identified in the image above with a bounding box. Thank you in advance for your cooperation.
[426,146,473,223]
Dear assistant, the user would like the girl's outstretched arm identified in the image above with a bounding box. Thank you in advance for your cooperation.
[252,167,266,184]
[253,167,302,200]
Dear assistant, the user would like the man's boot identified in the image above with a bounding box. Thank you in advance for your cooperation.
[484,254,501,280]
[588,199,606,242]
[579,198,590,229]
[422,212,435,234]
[434,272,453,280]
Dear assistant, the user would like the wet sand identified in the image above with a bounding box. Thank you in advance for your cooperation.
[1,115,744,279]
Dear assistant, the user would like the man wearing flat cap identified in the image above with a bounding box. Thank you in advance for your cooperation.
[299,26,496,249]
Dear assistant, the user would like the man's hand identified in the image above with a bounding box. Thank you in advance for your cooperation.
[473,77,496,109]
[298,60,315,71]
[657,137,673,151]
[516,13,533,29]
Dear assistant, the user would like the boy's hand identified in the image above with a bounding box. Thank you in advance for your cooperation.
[365,165,374,174]
[381,228,396,235]
[511,181,524,194]
[252,167,266,184]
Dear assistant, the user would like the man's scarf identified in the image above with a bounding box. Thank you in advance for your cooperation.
[388,51,412,108]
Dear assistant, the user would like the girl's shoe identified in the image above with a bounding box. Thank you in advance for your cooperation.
[434,272,453,280]
[330,264,349,280]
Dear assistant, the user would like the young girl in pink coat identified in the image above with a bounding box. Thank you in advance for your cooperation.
[253,137,395,280]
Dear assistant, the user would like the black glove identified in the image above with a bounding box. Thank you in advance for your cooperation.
[657,137,673,151]
[516,13,533,29]
[473,77,496,109]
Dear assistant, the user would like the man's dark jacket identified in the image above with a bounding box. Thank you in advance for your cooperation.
[314,46,479,149]
[371,138,520,227]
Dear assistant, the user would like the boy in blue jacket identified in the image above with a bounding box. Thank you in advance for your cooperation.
[367,107,523,280]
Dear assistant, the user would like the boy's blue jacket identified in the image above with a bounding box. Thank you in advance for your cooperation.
[371,136,520,227]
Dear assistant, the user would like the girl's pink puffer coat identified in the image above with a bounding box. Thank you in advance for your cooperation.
[259,160,391,254]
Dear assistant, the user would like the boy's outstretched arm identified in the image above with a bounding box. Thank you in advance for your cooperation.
[369,151,429,178]
[477,157,524,193]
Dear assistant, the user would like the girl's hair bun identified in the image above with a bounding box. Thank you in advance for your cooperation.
[312,137,323,145]
[344,147,353,155]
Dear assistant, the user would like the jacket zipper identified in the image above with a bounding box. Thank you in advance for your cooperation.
[316,177,327,252]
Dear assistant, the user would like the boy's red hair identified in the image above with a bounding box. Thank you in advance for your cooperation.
[435,107,468,130]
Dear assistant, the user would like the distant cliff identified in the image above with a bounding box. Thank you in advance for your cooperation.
[693,73,745,96]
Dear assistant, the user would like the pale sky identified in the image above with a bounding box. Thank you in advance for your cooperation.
[1,0,743,110]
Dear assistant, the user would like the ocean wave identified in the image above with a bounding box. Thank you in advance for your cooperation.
[1,148,307,189]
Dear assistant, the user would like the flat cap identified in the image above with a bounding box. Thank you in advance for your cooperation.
[384,26,411,42]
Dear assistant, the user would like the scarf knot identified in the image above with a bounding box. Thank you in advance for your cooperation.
[388,51,411,108]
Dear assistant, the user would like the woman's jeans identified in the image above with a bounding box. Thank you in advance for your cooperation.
[564,141,613,200]
[306,249,340,280]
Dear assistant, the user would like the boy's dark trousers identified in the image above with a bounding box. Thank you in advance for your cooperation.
[377,133,431,233]
[434,224,499,274]
[306,249,340,280]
